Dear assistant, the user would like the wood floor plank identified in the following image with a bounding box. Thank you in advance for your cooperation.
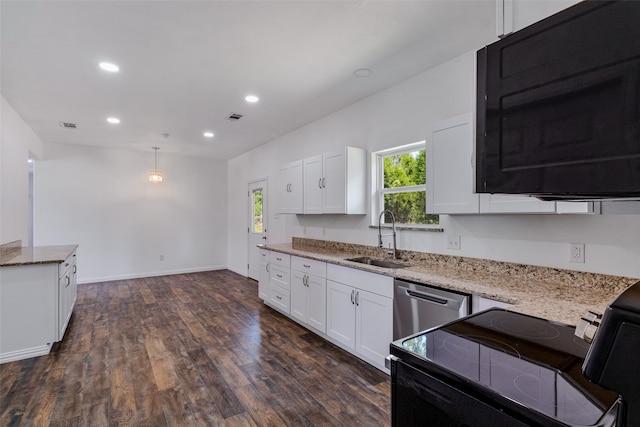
[0,270,390,426]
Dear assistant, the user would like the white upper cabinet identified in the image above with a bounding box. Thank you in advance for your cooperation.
[303,154,323,214]
[427,113,594,215]
[479,194,556,213]
[427,112,480,214]
[279,160,303,214]
[303,147,366,215]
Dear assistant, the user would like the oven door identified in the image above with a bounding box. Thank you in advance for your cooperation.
[390,357,530,427]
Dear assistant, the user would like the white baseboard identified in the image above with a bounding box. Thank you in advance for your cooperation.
[0,343,53,364]
[79,265,227,284]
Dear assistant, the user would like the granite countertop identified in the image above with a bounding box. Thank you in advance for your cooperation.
[0,244,78,267]
[264,240,637,326]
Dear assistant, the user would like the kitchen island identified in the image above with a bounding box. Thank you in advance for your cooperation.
[0,241,78,363]
[264,238,637,326]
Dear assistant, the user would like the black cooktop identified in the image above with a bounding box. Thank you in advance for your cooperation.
[391,309,619,426]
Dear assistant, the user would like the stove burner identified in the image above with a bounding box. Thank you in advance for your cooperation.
[489,314,561,340]
[463,334,521,358]
[573,336,591,350]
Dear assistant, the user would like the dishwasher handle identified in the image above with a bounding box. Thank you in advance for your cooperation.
[406,289,447,305]
[398,286,465,310]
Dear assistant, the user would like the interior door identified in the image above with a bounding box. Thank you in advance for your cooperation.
[248,179,267,281]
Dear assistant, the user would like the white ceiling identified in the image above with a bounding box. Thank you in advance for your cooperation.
[1,0,495,160]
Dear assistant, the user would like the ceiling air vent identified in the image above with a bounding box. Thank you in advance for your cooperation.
[59,121,77,129]
[226,113,243,121]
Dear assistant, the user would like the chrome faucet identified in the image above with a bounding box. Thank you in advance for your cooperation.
[378,210,397,259]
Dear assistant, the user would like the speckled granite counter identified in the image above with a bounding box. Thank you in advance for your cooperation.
[264,238,638,326]
[0,243,78,267]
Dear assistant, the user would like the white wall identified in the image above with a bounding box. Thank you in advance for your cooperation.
[0,95,44,244]
[35,143,228,283]
[227,48,640,280]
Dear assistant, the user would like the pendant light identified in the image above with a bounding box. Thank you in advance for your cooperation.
[149,147,163,183]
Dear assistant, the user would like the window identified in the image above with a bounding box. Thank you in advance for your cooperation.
[252,189,263,233]
[375,142,439,225]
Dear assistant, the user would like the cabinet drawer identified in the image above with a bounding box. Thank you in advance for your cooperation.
[327,263,393,298]
[269,284,290,313]
[291,256,326,278]
[270,265,290,290]
[269,252,291,268]
[259,248,270,263]
[58,251,76,278]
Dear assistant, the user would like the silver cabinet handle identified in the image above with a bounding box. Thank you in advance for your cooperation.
[303,264,311,268]
[266,263,270,272]
[355,291,359,306]
[322,177,326,188]
[73,265,77,274]
[318,178,322,189]
[276,273,283,278]
[66,276,70,286]
[276,257,282,261]
[276,295,282,300]
[351,289,355,304]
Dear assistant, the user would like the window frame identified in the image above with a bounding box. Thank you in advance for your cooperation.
[372,141,439,228]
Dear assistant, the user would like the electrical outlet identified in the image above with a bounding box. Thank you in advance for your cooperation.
[570,243,585,263]
[447,235,461,250]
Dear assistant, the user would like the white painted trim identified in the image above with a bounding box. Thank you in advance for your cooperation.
[78,265,226,284]
[0,343,53,364]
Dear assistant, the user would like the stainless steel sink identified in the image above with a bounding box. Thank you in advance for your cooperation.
[345,256,409,269]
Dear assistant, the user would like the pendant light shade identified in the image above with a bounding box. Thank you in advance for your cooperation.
[149,147,163,183]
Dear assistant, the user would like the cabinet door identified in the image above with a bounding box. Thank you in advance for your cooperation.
[58,268,72,340]
[322,150,347,213]
[70,255,77,311]
[355,289,393,370]
[290,270,307,323]
[279,161,303,214]
[427,113,480,214]
[306,274,326,333]
[303,155,323,214]
[289,161,303,213]
[279,164,291,213]
[326,280,356,351]
[258,261,270,300]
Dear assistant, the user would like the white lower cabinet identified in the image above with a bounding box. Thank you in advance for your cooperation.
[258,249,270,301]
[326,264,393,372]
[0,249,77,364]
[291,270,327,333]
[258,252,393,373]
[291,256,327,333]
[267,252,291,313]
[58,252,77,340]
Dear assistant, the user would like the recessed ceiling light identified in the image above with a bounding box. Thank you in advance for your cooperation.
[245,95,259,103]
[107,117,120,124]
[203,131,214,138]
[353,68,373,78]
[99,62,120,72]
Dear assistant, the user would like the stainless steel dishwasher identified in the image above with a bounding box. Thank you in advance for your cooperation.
[393,278,470,340]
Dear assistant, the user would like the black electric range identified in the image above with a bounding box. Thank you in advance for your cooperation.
[388,309,620,426]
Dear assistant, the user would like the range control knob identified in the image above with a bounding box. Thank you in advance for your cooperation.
[575,310,602,343]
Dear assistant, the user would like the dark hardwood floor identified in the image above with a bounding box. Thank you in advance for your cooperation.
[0,270,390,426]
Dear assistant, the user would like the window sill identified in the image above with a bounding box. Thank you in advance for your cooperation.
[368,225,444,232]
